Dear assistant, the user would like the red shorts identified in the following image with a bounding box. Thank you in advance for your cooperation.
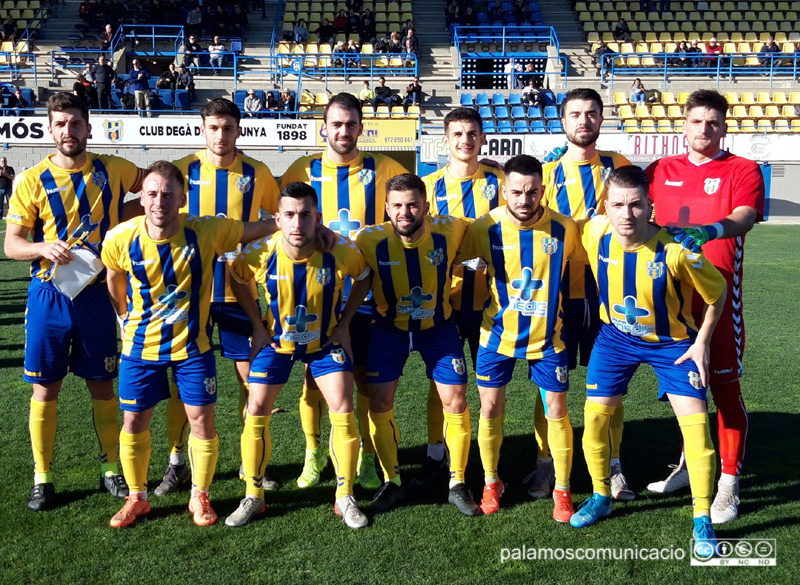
[692,274,743,385]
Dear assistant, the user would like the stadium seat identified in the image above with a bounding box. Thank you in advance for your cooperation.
[511,106,526,119]
[634,104,650,118]
[495,106,509,119]
[792,118,800,132]
[731,105,749,118]
[657,119,673,133]
[530,119,546,133]
[774,118,790,132]
[527,106,542,119]
[622,119,640,133]
[497,119,513,133]
[740,119,756,132]
[513,120,528,133]
[765,105,782,118]
[543,105,559,119]
[781,105,796,117]
[483,120,496,133]
[667,105,683,118]
[508,93,522,105]
[651,105,667,118]
[407,105,420,119]
[661,91,676,105]
[492,93,505,106]
[757,119,773,132]
[773,91,788,104]
[460,94,474,107]
[726,119,740,133]
[475,93,490,106]
[547,119,564,133]
[618,104,635,119]
[613,91,628,105]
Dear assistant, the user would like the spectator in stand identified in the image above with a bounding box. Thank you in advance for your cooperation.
[401,20,415,39]
[157,63,179,106]
[460,6,478,26]
[360,15,377,44]
[673,40,691,67]
[759,36,782,67]
[686,39,703,67]
[405,28,419,54]
[208,35,227,76]
[0,156,14,220]
[592,39,616,78]
[514,0,531,25]
[334,9,348,32]
[264,91,279,117]
[489,1,504,25]
[201,5,217,37]
[280,89,296,117]
[359,80,375,104]
[185,5,203,38]
[402,77,423,112]
[640,0,653,12]
[314,18,337,45]
[128,58,151,117]
[659,0,671,15]
[294,18,310,44]
[93,55,116,110]
[79,0,94,26]
[403,37,418,67]
[231,4,249,39]
[333,40,348,67]
[100,23,115,51]
[346,39,361,67]
[182,34,203,73]
[347,0,363,11]
[177,64,195,102]
[445,0,459,32]
[7,88,30,116]
[614,18,633,43]
[72,74,90,103]
[347,10,362,35]
[630,78,646,103]
[213,5,230,37]
[703,38,723,68]
[388,31,403,53]
[504,58,523,89]
[521,62,540,87]
[244,89,263,118]
[522,78,545,116]
[371,76,394,110]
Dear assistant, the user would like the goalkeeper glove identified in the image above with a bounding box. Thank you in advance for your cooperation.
[543,144,567,163]
[666,223,722,253]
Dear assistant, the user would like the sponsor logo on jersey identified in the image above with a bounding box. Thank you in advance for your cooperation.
[378,260,401,266]
[664,180,683,187]
[646,261,664,279]
[688,371,703,389]
[510,267,547,316]
[152,284,189,324]
[714,367,734,375]
[189,178,212,186]
[555,178,577,189]
[204,377,217,395]
[269,274,289,280]
[586,383,598,390]
[316,267,331,285]
[45,185,68,195]
[426,248,444,266]
[476,373,492,381]
[492,244,515,250]
[398,286,435,319]
[309,175,333,182]
[611,295,654,336]
[541,237,559,256]
[132,258,155,266]
[282,305,321,343]
[703,178,720,195]
[102,120,123,143]
[236,175,252,193]
[599,254,618,265]
[436,193,457,202]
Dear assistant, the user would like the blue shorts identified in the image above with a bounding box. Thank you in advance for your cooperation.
[475,346,569,391]
[586,324,708,402]
[249,344,353,385]
[366,319,468,385]
[452,309,483,367]
[23,278,118,384]
[349,311,372,367]
[118,351,218,412]
[561,297,601,370]
[210,302,257,361]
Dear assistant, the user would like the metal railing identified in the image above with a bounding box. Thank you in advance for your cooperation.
[110,24,185,58]
[459,56,568,91]
[454,25,560,56]
[0,52,37,85]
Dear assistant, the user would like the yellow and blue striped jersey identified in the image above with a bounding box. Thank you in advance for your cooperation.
[355,215,469,332]
[230,234,369,355]
[7,153,140,279]
[101,214,243,362]
[542,151,630,301]
[456,206,583,360]
[582,216,727,343]
[423,163,505,312]
[173,151,279,304]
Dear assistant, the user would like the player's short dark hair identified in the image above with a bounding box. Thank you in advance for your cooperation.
[279,181,319,208]
[504,155,543,180]
[385,173,427,200]
[47,92,89,124]
[605,165,649,196]
[443,107,484,133]
[143,160,185,190]
[560,88,604,117]
[324,92,363,122]
[200,97,241,124]
[685,89,728,119]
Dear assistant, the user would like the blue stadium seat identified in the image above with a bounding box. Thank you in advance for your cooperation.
[544,105,559,119]
[527,106,542,119]
[230,40,243,55]
[483,120,496,133]
[460,93,474,106]
[233,89,248,110]
[478,105,493,120]
[542,90,557,107]
[175,89,190,110]
[495,106,509,119]
[556,92,567,105]
[475,93,490,106]
[548,119,564,133]
[511,106,526,119]
[513,120,529,133]
[491,93,505,106]
[497,119,512,133]
[530,119,546,133]
[508,93,522,105]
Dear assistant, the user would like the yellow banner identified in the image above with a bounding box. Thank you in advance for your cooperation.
[315,119,417,149]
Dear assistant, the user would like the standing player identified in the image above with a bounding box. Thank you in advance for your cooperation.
[350,174,480,516]
[281,93,408,490]
[417,107,504,489]
[645,89,765,524]
[572,166,726,558]
[154,98,280,496]
[225,182,370,529]
[4,93,142,511]
[456,155,583,519]
[531,88,633,503]
[101,161,274,527]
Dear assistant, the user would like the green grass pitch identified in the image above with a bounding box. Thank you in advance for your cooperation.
[0,225,798,585]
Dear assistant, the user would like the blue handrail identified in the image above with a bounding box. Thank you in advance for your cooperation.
[454,26,560,56]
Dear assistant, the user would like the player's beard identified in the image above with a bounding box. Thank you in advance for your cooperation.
[393,214,424,238]
[56,135,87,158]
[507,203,541,224]
[566,125,600,148]
[328,135,357,156]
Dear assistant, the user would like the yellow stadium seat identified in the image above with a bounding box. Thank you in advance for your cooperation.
[641,118,656,132]
[757,119,773,132]
[792,118,800,132]
[726,119,740,133]
[634,104,650,118]
[407,105,420,119]
[613,92,628,105]
[756,91,772,104]
[731,105,749,118]
[774,118,790,132]
[740,92,756,104]
[677,92,690,104]
[725,92,740,104]
[661,91,676,104]
[667,104,684,118]
[623,119,640,132]
[362,104,375,118]
[391,106,406,118]
[657,119,674,132]
[740,119,756,132]
[748,105,766,118]
[651,105,667,118]
[790,91,800,103]
[765,105,782,118]
[376,105,391,118]
[618,104,635,118]
[781,104,796,116]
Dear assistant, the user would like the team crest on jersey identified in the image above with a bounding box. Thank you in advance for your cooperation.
[204,377,217,395]
[357,169,374,185]
[152,284,189,323]
[102,120,123,143]
[646,261,664,279]
[316,267,332,285]
[181,243,196,262]
[555,365,567,384]
[703,178,721,195]
[104,356,117,373]
[601,167,612,182]
[541,237,559,256]
[427,248,444,266]
[91,171,108,190]
[236,176,252,193]
[688,371,703,390]
[452,358,466,375]
[331,348,346,364]
[481,184,497,201]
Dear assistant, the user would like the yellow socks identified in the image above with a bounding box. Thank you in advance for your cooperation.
[165,384,189,460]
[443,408,471,485]
[356,392,376,454]
[119,429,151,494]
[609,402,625,460]
[478,414,503,483]
[92,398,121,476]
[241,415,271,500]
[188,434,219,493]
[368,409,400,482]
[547,412,573,490]
[30,397,57,485]
[678,412,716,517]
[299,383,325,451]
[426,380,445,447]
[329,411,359,499]
[582,401,616,496]
[533,392,550,459]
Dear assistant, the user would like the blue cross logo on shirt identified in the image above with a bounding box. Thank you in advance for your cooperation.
[613,295,650,325]
[328,208,362,237]
[285,305,318,333]
[510,267,544,301]
[401,286,433,309]
[157,284,188,310]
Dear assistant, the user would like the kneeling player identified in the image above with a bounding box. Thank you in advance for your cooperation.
[226,182,370,529]
[572,166,726,558]
[101,161,274,528]
[350,173,480,516]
